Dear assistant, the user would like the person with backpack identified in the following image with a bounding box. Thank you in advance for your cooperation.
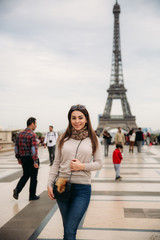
[44,125,58,166]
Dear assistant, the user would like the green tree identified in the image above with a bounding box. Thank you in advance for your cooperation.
[36,132,42,138]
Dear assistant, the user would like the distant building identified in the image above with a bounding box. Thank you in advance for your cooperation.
[0,129,22,150]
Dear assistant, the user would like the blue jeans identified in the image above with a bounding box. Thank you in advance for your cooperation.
[56,183,91,240]
[114,164,120,178]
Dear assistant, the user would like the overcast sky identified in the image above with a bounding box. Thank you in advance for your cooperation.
[0,0,160,132]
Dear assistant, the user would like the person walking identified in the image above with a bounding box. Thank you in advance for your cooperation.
[129,129,136,153]
[13,117,40,201]
[135,128,144,153]
[103,130,112,156]
[115,127,125,153]
[47,104,103,240]
[146,131,151,145]
[113,144,123,181]
[44,125,58,166]
[125,130,130,146]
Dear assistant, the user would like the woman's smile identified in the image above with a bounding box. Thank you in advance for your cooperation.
[71,111,87,130]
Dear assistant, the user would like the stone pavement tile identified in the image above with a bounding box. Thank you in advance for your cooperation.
[76,230,160,240]
[99,168,160,179]
[91,195,160,202]
[37,198,160,239]
[84,201,160,230]
[1,146,160,240]
[92,182,160,193]
[0,191,56,240]
[0,170,22,182]
[124,208,160,219]
[38,206,63,239]
[38,228,160,240]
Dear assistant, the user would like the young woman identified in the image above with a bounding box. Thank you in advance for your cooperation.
[47,104,102,240]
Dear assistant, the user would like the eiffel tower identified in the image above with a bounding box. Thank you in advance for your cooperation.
[96,0,137,136]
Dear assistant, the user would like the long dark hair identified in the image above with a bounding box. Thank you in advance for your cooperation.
[129,129,134,135]
[58,105,98,154]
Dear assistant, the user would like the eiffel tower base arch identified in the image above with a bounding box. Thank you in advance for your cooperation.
[96,115,137,136]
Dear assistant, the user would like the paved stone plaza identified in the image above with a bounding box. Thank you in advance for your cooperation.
[0,144,160,240]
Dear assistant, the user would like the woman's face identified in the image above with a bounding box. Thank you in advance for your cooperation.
[71,110,87,131]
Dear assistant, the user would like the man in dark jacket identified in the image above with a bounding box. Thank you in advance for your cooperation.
[135,128,144,153]
[103,130,112,156]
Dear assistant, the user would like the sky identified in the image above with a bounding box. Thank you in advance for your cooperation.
[0,0,160,133]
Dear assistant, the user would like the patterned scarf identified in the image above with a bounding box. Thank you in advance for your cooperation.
[71,126,89,140]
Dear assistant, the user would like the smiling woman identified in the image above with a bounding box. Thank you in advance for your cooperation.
[71,110,87,131]
[47,104,103,240]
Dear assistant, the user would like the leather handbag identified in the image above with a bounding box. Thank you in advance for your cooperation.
[53,140,82,201]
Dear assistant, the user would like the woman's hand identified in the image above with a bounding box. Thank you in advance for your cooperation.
[47,186,55,200]
[70,159,85,171]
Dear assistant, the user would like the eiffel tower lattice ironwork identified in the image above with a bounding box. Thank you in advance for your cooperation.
[96,0,137,136]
